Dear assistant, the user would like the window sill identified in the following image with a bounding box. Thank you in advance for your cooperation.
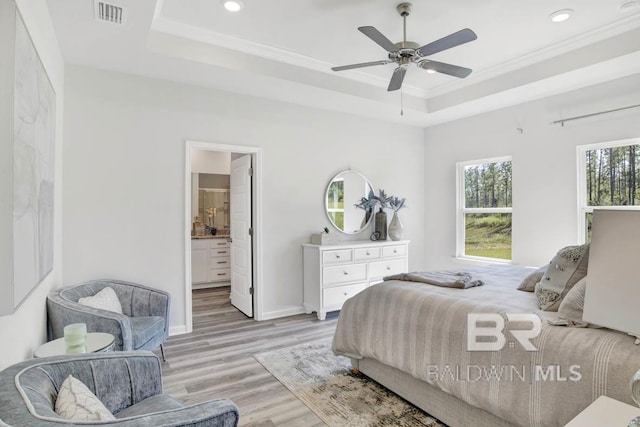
[453,256,513,266]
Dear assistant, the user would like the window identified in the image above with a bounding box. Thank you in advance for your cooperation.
[578,138,640,243]
[326,178,344,229]
[457,157,512,261]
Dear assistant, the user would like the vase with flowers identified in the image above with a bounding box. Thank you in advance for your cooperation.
[355,189,391,240]
[388,196,407,241]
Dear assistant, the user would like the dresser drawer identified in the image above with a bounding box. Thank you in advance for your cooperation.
[211,248,230,258]
[210,239,230,249]
[383,245,406,259]
[322,249,352,264]
[354,247,381,261]
[369,258,406,278]
[210,268,231,281]
[323,282,367,307]
[322,263,367,286]
[211,258,230,268]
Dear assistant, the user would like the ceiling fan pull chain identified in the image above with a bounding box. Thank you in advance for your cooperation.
[400,87,404,116]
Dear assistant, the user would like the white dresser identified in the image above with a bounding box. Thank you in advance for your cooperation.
[303,240,409,320]
[191,238,231,288]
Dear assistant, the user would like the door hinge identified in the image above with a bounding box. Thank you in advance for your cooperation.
[249,227,253,236]
[248,167,253,176]
[249,287,254,295]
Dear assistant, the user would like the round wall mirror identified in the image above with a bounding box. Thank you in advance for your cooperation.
[325,170,374,234]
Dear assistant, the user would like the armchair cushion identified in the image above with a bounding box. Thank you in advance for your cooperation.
[114,395,183,418]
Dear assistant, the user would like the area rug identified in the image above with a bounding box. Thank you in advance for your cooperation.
[254,338,444,427]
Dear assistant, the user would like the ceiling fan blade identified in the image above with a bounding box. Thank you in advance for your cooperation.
[419,60,472,78]
[387,67,407,91]
[358,26,398,53]
[417,28,477,57]
[331,60,391,72]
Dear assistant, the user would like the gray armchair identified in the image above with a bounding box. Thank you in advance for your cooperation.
[0,351,239,426]
[47,280,170,360]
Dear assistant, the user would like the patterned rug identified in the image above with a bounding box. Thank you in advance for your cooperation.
[254,338,445,427]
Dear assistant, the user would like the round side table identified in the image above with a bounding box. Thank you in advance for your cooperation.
[34,332,116,358]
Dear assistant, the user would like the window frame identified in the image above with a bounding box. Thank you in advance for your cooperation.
[577,137,640,243]
[456,155,513,263]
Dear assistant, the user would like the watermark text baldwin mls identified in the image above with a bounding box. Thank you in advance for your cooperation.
[427,313,585,383]
[425,364,582,383]
[467,313,541,352]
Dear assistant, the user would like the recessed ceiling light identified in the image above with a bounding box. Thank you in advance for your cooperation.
[619,0,640,12]
[549,9,574,23]
[222,0,244,12]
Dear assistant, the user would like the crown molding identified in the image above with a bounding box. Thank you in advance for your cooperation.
[151,11,640,100]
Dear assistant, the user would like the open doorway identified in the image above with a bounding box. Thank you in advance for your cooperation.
[184,141,262,333]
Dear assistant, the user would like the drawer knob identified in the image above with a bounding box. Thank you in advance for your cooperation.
[336,254,341,259]
[393,249,398,254]
[343,271,349,275]
[343,292,348,296]
[386,266,391,270]
[366,252,370,255]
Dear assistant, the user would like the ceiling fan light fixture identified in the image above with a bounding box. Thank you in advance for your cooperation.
[425,68,436,74]
[222,0,244,12]
[549,9,573,23]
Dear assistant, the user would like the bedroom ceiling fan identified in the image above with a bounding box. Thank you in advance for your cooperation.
[332,2,477,92]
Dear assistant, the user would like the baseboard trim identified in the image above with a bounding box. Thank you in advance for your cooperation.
[169,325,188,336]
[260,306,305,320]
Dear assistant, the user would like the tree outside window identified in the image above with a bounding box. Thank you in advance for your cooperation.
[457,157,512,261]
[578,139,640,242]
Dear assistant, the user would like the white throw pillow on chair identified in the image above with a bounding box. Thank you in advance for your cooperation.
[55,375,115,421]
[78,287,123,314]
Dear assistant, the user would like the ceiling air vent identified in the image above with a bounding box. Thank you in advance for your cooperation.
[94,0,127,25]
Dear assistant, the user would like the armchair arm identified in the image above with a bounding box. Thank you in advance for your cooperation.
[0,399,239,427]
[46,294,133,350]
[113,399,239,427]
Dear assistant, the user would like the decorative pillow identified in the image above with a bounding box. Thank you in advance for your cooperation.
[55,375,115,421]
[535,244,589,311]
[78,287,122,314]
[556,277,602,329]
[517,265,548,292]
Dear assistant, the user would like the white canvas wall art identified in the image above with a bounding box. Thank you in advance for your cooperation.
[12,9,55,307]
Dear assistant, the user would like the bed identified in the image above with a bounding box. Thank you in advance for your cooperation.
[332,264,640,427]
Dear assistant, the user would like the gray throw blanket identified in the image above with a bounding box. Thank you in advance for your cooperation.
[384,270,483,289]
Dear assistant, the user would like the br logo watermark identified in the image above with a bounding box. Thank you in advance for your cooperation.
[467,313,541,352]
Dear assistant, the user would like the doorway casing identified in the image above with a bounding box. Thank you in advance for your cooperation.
[184,140,263,333]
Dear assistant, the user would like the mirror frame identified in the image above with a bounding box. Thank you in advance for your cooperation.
[324,170,374,235]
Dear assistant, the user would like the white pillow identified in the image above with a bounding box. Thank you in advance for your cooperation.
[78,287,123,314]
[55,375,115,421]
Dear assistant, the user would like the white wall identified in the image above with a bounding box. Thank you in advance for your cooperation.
[63,65,426,330]
[0,0,64,370]
[424,74,640,270]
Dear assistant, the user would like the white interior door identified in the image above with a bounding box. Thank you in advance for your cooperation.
[230,155,253,317]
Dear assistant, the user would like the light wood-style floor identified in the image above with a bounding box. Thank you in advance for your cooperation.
[162,287,339,426]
